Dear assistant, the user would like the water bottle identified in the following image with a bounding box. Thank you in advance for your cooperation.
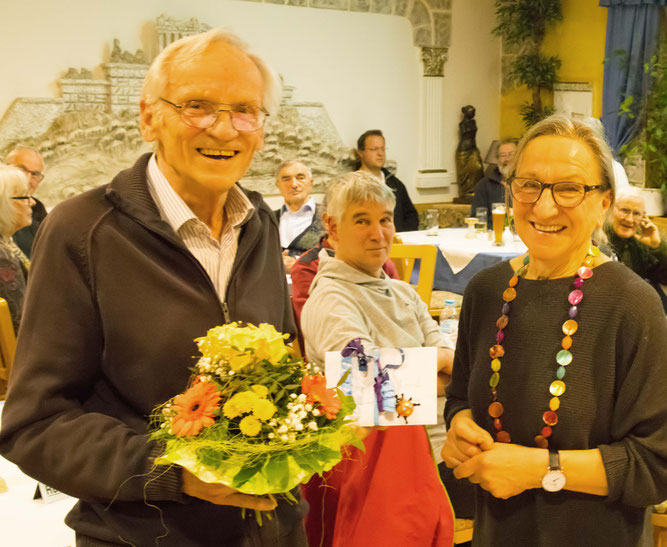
[439,299,459,347]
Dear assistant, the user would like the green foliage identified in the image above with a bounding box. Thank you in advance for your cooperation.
[620,36,667,195]
[493,0,563,128]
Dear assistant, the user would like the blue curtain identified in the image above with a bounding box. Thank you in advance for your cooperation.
[599,0,665,156]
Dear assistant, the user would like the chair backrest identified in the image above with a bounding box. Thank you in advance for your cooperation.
[389,244,437,307]
[0,298,17,387]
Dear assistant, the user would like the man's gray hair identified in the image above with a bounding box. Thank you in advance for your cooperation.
[142,28,281,116]
[615,186,644,205]
[275,159,312,183]
[325,171,396,223]
[0,165,29,236]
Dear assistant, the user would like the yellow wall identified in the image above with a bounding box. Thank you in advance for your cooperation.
[500,0,608,138]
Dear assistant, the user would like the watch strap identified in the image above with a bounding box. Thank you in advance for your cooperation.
[548,449,560,470]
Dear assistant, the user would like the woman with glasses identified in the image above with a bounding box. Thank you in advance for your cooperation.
[605,188,667,312]
[0,165,34,333]
[441,115,667,546]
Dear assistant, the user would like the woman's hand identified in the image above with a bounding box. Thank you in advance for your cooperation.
[635,216,661,249]
[453,443,547,499]
[436,347,454,395]
[441,410,494,468]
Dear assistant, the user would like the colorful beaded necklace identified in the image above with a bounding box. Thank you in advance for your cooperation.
[487,244,600,448]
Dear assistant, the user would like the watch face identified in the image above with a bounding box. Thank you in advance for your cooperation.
[542,470,566,492]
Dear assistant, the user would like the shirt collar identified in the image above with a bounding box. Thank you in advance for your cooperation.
[146,154,254,234]
[281,197,315,215]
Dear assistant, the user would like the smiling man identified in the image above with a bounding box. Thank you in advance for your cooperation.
[0,30,306,546]
[274,159,325,273]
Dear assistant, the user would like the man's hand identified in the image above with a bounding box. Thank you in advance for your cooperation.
[441,410,494,468]
[635,216,661,249]
[182,469,277,510]
[453,442,547,500]
[282,250,296,274]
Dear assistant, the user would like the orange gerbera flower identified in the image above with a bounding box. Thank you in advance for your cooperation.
[301,375,341,419]
[171,381,222,437]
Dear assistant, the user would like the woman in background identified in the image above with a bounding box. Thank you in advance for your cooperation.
[0,164,34,333]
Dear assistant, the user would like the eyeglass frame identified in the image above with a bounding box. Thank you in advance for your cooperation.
[507,176,605,208]
[16,164,44,182]
[159,97,269,132]
[615,205,645,220]
[11,195,35,202]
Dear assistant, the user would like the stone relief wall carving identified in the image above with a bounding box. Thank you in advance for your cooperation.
[0,15,357,208]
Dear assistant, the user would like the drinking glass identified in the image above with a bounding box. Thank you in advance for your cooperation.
[425,209,439,236]
[491,202,506,246]
[474,207,488,234]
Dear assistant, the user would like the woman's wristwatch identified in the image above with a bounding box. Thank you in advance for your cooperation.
[541,449,566,492]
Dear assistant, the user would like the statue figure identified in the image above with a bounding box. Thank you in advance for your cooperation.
[454,105,484,202]
[134,49,146,64]
[110,39,123,62]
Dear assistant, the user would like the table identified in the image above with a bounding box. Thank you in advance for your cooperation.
[398,227,527,294]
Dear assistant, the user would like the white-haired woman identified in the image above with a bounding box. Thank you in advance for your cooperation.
[442,114,667,546]
[605,187,667,312]
[0,164,34,333]
[301,171,454,546]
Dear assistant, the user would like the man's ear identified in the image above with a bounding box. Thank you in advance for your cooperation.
[327,216,339,243]
[139,100,158,142]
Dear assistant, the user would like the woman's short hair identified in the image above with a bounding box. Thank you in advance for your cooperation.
[509,114,617,208]
[325,171,396,224]
[142,29,281,116]
[0,165,29,236]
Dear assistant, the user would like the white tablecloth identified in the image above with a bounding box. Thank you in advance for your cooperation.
[398,227,527,274]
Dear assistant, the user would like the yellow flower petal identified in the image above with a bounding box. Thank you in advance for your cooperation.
[239,415,262,437]
[252,398,276,421]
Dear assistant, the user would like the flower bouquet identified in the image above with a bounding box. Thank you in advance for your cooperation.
[149,322,359,500]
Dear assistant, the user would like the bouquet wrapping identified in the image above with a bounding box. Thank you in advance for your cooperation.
[149,322,359,496]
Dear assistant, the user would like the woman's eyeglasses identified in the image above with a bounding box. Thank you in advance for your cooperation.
[12,195,34,202]
[509,177,604,208]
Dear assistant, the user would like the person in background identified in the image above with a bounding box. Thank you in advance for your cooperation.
[274,159,325,273]
[6,148,47,258]
[470,138,517,222]
[606,187,667,312]
[356,129,419,232]
[0,30,307,547]
[0,165,34,333]
[302,170,454,546]
[442,114,667,546]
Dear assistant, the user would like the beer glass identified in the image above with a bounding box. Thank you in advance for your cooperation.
[491,202,506,246]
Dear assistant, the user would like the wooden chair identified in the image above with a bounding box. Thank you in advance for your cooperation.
[453,518,474,544]
[389,243,437,310]
[654,512,667,547]
[0,298,17,400]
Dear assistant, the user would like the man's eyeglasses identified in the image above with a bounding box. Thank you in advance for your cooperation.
[508,177,604,208]
[615,206,644,220]
[17,165,44,182]
[160,98,268,132]
[12,195,34,202]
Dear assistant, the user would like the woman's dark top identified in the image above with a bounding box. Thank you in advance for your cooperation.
[0,236,29,333]
[445,260,667,547]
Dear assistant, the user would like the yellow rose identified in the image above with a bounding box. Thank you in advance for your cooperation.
[228,352,254,371]
[252,398,277,421]
[250,384,269,398]
[239,415,262,437]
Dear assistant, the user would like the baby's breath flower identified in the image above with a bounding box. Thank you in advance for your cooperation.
[312,409,320,417]
[295,423,304,431]
[268,432,275,439]
[290,393,297,399]
[305,404,313,412]
[280,434,289,441]
[308,422,318,431]
[278,425,288,434]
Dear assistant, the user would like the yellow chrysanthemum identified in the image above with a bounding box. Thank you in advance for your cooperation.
[222,391,259,418]
[239,415,262,437]
[250,384,269,398]
[252,398,277,421]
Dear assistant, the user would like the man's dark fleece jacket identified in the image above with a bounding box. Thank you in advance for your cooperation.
[382,168,419,232]
[470,166,505,222]
[0,154,307,546]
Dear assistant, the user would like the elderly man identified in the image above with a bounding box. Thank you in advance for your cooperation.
[274,159,325,273]
[301,170,454,546]
[6,147,47,257]
[470,138,517,222]
[356,129,419,232]
[0,30,306,546]
[605,188,667,312]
